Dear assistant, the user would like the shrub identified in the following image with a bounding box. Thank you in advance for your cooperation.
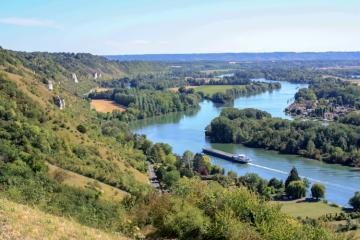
[311,183,325,200]
[286,180,307,199]
[76,124,87,133]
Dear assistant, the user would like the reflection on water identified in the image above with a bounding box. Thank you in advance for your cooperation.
[131,108,200,129]
[131,80,360,206]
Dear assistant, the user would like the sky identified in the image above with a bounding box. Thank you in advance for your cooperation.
[0,0,359,54]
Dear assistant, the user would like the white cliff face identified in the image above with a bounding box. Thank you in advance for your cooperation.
[72,73,78,83]
[94,72,98,79]
[48,81,53,91]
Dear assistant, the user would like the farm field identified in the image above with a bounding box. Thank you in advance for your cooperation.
[90,99,126,113]
[194,85,245,95]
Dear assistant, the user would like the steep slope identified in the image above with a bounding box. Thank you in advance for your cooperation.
[0,47,165,94]
[0,198,128,240]
[0,54,151,236]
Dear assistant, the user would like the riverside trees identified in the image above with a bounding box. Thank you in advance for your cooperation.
[206,108,360,167]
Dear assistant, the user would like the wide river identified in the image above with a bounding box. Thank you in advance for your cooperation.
[131,80,360,206]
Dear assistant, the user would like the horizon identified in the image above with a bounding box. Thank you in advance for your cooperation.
[1,0,360,55]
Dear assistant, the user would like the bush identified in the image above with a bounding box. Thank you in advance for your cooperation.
[311,183,325,200]
[286,181,306,199]
[76,124,87,133]
[349,192,360,211]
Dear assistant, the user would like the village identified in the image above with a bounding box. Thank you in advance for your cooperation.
[286,100,354,121]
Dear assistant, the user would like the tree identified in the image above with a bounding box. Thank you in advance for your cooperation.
[227,171,237,179]
[182,150,194,170]
[268,178,283,190]
[285,167,301,187]
[163,170,180,187]
[349,192,360,211]
[306,139,316,156]
[311,183,325,200]
[286,181,306,199]
[193,154,211,174]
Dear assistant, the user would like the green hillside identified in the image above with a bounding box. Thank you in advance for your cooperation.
[0,47,166,94]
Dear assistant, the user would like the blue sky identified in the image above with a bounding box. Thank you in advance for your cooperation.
[0,0,359,54]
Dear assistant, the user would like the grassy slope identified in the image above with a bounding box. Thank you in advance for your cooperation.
[0,52,151,237]
[0,198,128,240]
[47,163,129,202]
[4,68,149,186]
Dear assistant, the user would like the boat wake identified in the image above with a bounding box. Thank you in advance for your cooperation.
[248,163,357,192]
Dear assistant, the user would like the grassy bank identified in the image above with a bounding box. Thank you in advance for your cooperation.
[277,199,342,218]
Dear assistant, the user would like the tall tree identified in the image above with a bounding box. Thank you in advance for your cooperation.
[285,167,301,187]
[311,183,325,200]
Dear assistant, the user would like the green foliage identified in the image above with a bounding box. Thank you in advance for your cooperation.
[132,178,342,240]
[286,181,307,199]
[349,192,360,211]
[163,170,180,187]
[311,183,326,200]
[206,108,360,167]
[285,167,301,187]
[90,88,201,121]
[207,82,281,104]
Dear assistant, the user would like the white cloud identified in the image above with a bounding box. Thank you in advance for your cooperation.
[0,17,59,28]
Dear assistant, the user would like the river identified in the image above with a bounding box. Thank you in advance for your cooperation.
[131,80,360,206]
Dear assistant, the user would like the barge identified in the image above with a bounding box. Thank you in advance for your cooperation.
[202,148,251,164]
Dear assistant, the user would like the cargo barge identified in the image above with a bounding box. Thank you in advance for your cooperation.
[202,148,251,164]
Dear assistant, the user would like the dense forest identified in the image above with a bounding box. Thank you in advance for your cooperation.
[89,88,201,120]
[206,108,360,167]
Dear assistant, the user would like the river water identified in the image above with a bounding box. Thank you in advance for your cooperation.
[131,80,360,206]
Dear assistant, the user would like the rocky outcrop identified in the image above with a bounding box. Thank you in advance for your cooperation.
[72,73,78,83]
[53,96,65,110]
[48,81,53,91]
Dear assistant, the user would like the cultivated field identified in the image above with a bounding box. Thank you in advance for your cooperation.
[90,99,126,113]
[194,85,245,95]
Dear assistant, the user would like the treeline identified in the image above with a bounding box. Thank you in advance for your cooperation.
[100,73,187,90]
[187,72,253,85]
[206,108,360,167]
[207,82,281,104]
[90,88,201,120]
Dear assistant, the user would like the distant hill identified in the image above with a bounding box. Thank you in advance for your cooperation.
[106,52,360,62]
[0,48,165,94]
